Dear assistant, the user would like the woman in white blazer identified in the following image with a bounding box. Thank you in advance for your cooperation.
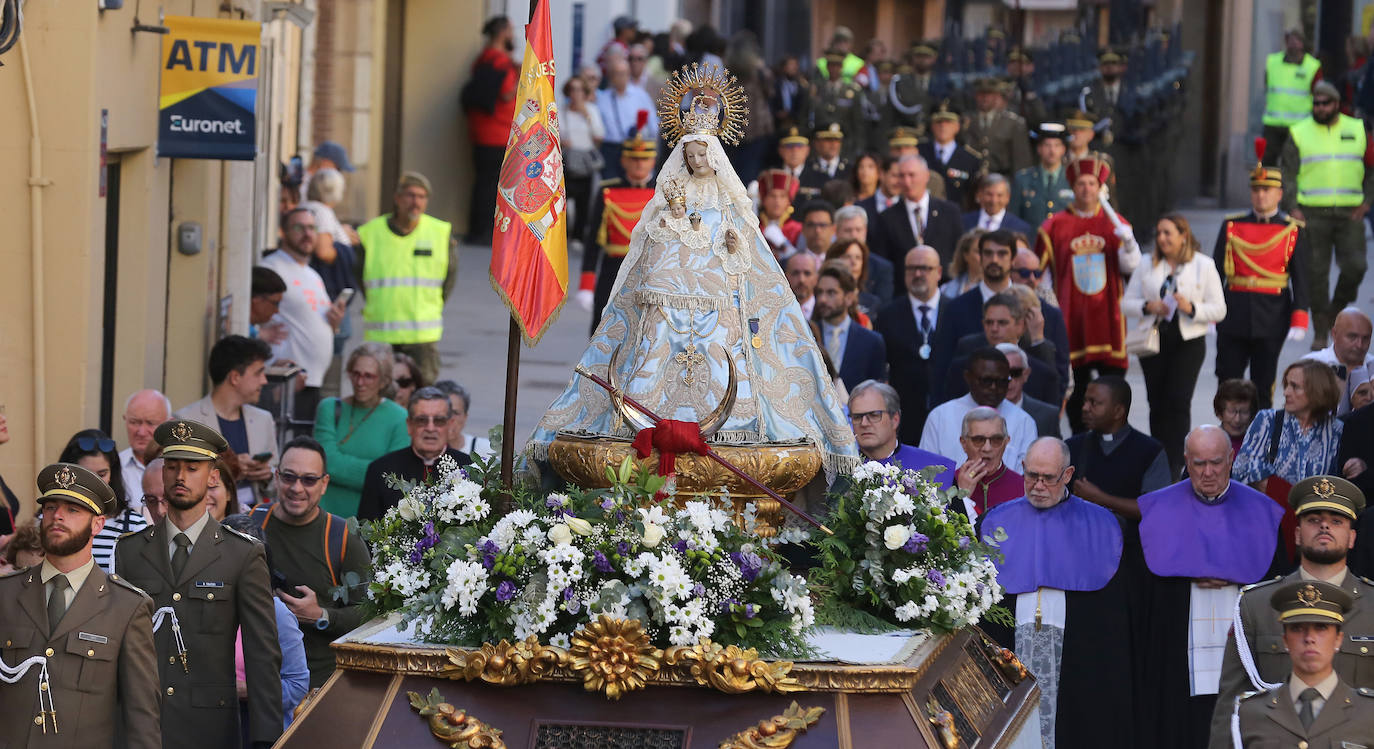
[1123,212,1227,475]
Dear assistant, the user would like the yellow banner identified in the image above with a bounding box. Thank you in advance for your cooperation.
[159,16,261,110]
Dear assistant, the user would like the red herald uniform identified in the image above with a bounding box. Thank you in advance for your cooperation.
[1212,141,1311,409]
[756,168,804,256]
[578,134,656,334]
[1035,155,1140,373]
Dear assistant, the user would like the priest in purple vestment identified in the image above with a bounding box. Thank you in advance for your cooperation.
[1135,425,1286,749]
[849,380,955,487]
[953,406,1023,521]
[978,437,1137,749]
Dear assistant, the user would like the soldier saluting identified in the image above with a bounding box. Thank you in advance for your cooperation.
[116,420,282,749]
[0,463,161,748]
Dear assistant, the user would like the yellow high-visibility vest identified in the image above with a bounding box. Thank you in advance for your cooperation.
[357,213,451,343]
[1263,52,1320,127]
[1290,114,1367,207]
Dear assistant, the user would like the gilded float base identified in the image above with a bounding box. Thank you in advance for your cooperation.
[546,433,822,537]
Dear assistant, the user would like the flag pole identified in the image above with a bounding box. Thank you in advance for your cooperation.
[498,0,542,500]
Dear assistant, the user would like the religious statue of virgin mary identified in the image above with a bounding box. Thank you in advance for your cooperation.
[527,65,858,475]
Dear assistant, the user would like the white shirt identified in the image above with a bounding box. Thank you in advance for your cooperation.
[560,106,605,152]
[908,291,940,334]
[905,194,930,243]
[260,250,336,388]
[798,295,816,319]
[818,157,839,177]
[165,510,212,559]
[597,83,659,142]
[978,279,1010,303]
[977,209,1006,230]
[919,394,1038,471]
[300,200,351,246]
[873,188,894,213]
[934,141,955,165]
[119,447,146,512]
[1302,346,1374,416]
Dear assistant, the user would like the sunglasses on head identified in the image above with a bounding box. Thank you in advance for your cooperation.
[77,436,117,453]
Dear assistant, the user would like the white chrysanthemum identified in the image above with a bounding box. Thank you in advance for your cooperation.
[439,559,489,616]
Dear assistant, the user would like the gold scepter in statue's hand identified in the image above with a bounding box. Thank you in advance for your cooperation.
[574,364,833,536]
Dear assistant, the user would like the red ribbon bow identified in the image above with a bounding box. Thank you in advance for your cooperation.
[632,420,708,476]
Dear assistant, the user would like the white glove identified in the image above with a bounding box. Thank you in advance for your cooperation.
[762,223,786,247]
[1113,225,1135,244]
[1286,326,1307,342]
[575,289,595,311]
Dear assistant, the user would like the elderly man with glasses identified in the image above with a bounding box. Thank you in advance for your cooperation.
[1279,81,1374,349]
[356,387,472,521]
[952,406,1022,521]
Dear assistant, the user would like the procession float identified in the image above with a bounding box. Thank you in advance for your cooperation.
[276,49,1040,749]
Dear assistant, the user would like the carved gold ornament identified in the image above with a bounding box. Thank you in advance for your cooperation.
[447,637,564,687]
[54,466,77,489]
[1297,583,1323,607]
[657,63,748,147]
[407,688,506,748]
[927,696,962,749]
[172,422,193,441]
[566,615,662,700]
[981,637,1029,685]
[663,639,802,694]
[1313,478,1336,499]
[719,701,826,749]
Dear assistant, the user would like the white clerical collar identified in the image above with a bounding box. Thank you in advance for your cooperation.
[1191,481,1231,505]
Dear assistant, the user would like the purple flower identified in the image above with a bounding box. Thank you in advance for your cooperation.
[561,586,575,601]
[744,603,757,619]
[616,541,631,556]
[545,495,563,508]
[407,548,423,564]
[600,497,615,510]
[480,539,499,555]
[730,551,764,582]
[495,580,516,602]
[481,553,497,570]
[976,583,986,595]
[902,531,929,554]
[673,539,689,554]
[692,583,706,597]
[958,536,971,549]
[926,569,947,589]
[593,551,614,573]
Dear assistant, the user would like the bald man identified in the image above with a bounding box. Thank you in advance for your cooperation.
[119,389,171,513]
[877,245,943,442]
[1303,307,1374,415]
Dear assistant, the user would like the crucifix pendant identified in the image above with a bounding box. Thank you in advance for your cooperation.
[675,343,707,387]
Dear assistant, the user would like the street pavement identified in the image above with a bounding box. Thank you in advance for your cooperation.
[341,206,1373,450]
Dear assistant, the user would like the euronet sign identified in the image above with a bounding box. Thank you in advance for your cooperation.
[157,16,261,160]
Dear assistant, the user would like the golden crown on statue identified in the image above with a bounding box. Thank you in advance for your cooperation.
[663,177,688,206]
[657,63,749,147]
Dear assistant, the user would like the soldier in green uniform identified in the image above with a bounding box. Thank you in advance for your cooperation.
[809,48,874,159]
[1012,121,1074,229]
[1232,580,1374,748]
[917,102,987,210]
[964,77,1032,177]
[116,420,283,749]
[1005,47,1047,129]
[888,41,940,134]
[0,463,161,749]
[1207,475,1374,749]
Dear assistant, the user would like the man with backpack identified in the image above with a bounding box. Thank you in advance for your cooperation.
[461,15,518,245]
[252,435,371,688]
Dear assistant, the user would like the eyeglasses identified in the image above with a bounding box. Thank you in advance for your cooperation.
[1007,367,1025,378]
[277,471,324,488]
[905,265,938,274]
[1024,468,1066,486]
[1013,268,1044,279]
[142,494,166,507]
[963,434,1007,447]
[77,436,117,453]
[395,377,416,389]
[1222,407,1252,419]
[409,415,451,427]
[348,370,380,382]
[973,376,1011,388]
[850,409,891,425]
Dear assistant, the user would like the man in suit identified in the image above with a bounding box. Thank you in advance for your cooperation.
[998,343,1061,437]
[878,245,944,443]
[964,77,1032,177]
[929,229,1017,399]
[115,420,282,749]
[963,173,1034,237]
[835,204,894,305]
[1208,475,1374,748]
[872,154,963,287]
[945,292,1060,404]
[357,387,473,520]
[857,154,902,229]
[176,335,277,506]
[0,463,160,749]
[800,122,851,197]
[1233,579,1374,747]
[918,102,987,210]
[815,263,886,387]
[1012,121,1074,230]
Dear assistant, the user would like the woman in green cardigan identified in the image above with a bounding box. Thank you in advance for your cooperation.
[314,342,410,516]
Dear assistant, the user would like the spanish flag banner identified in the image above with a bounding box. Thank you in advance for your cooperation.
[489,0,567,345]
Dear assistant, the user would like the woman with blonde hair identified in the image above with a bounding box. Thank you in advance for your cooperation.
[1123,212,1226,474]
[313,342,411,516]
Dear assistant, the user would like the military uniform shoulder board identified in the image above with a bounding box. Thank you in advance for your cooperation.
[109,573,151,598]
[0,565,29,579]
[1357,575,1374,587]
[1239,689,1267,702]
[118,529,142,540]
[1224,211,1248,220]
[1287,216,1306,229]
[600,177,625,189]
[1005,111,1026,125]
[963,145,986,159]
[1241,575,1285,593]
[221,525,260,544]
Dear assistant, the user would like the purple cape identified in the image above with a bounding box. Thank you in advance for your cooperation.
[982,495,1123,595]
[1137,479,1282,584]
[879,443,956,488]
